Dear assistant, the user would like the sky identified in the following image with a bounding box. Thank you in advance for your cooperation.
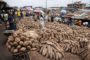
[3,0,90,8]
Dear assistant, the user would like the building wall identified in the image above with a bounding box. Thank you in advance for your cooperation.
[67,2,86,9]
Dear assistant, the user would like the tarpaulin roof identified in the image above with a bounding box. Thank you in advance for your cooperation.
[72,10,90,20]
[1,7,13,10]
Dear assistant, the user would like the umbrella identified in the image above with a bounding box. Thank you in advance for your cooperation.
[34,9,44,15]
[26,7,33,11]
[34,9,41,12]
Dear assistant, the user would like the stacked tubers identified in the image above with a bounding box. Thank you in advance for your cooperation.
[6,19,90,60]
[39,40,64,60]
[60,40,81,54]
[6,29,39,54]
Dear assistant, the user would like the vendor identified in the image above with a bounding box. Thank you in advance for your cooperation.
[3,12,8,29]
[17,9,21,20]
[51,13,55,22]
[8,13,16,30]
[60,9,67,23]
[39,14,45,31]
[83,22,89,27]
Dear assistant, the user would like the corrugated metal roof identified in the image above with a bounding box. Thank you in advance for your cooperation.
[71,10,90,20]
[86,4,90,7]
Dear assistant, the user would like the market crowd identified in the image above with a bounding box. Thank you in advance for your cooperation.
[0,8,90,31]
[0,9,34,30]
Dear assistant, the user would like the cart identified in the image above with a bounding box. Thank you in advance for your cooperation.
[3,30,14,36]
[12,51,30,60]
[4,30,30,60]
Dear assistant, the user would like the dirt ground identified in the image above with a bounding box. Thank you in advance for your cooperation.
[0,24,12,60]
[0,24,82,60]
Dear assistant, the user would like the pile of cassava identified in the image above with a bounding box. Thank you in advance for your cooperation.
[6,29,39,54]
[6,19,90,60]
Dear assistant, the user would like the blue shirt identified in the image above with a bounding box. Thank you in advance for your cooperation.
[8,16,14,23]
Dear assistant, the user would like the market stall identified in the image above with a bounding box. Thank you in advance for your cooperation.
[72,11,90,27]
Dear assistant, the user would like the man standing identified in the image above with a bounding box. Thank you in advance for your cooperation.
[8,13,16,30]
[39,14,45,31]
[17,9,21,20]
[60,9,67,23]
